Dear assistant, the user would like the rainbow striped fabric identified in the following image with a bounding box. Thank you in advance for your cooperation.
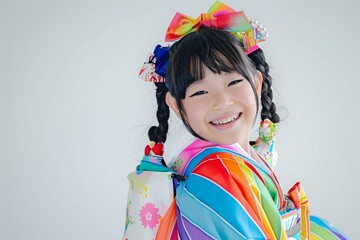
[158,139,289,239]
[153,137,349,239]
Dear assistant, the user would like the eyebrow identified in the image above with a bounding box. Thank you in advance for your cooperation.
[189,72,244,89]
[189,79,207,88]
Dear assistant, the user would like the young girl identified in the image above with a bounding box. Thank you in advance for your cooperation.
[123,1,349,239]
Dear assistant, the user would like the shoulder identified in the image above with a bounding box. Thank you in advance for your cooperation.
[169,138,251,175]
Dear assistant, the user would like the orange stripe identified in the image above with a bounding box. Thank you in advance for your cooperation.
[155,199,177,240]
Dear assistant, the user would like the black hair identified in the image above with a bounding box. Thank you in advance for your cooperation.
[147,82,169,143]
[248,49,280,123]
[148,27,279,145]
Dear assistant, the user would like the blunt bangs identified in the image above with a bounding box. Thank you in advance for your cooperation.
[166,28,257,100]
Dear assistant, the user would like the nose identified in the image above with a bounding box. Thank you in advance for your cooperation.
[212,90,234,110]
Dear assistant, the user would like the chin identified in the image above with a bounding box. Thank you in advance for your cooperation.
[207,136,242,146]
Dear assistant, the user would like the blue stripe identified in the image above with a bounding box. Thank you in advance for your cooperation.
[177,182,246,240]
[177,174,267,239]
[310,215,334,229]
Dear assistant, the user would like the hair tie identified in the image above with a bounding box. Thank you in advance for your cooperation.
[144,141,164,157]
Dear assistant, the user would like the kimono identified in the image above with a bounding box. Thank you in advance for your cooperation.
[123,120,349,239]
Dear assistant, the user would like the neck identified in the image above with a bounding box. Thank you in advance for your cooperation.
[239,139,251,155]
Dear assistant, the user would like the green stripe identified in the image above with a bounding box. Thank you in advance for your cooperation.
[310,222,338,240]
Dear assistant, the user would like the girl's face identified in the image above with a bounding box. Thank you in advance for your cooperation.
[167,67,262,151]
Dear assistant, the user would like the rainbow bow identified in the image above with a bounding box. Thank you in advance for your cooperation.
[165,1,266,54]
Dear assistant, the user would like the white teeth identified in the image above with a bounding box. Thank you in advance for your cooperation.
[211,113,240,125]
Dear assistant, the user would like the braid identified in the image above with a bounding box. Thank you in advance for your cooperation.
[248,49,280,123]
[148,82,170,143]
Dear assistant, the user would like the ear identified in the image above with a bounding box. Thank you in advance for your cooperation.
[165,92,181,118]
[255,70,263,97]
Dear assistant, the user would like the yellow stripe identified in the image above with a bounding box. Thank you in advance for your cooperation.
[309,231,322,240]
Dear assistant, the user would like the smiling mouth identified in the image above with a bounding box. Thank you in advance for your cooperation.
[210,113,241,126]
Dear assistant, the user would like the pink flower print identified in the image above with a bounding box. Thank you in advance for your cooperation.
[139,202,161,229]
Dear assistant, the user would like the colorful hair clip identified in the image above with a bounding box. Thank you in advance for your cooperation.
[138,53,164,83]
[138,45,169,83]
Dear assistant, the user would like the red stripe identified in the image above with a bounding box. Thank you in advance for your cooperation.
[191,152,270,238]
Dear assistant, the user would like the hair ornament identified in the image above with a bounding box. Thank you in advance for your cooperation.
[144,141,164,157]
[138,53,163,82]
[247,16,268,43]
[165,1,268,54]
[138,45,169,83]
[153,45,169,78]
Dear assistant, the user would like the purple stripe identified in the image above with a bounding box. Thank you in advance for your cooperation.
[181,215,214,240]
[330,229,348,240]
[176,206,190,240]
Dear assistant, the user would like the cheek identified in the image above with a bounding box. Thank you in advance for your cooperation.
[245,92,257,106]
[234,87,258,118]
[182,101,207,128]
[184,105,202,122]
[236,87,257,105]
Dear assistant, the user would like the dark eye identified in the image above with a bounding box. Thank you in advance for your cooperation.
[189,90,208,97]
[228,79,243,86]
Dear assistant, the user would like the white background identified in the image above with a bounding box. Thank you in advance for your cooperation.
[1,0,359,239]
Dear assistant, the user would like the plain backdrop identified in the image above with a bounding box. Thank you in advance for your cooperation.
[1,0,359,239]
